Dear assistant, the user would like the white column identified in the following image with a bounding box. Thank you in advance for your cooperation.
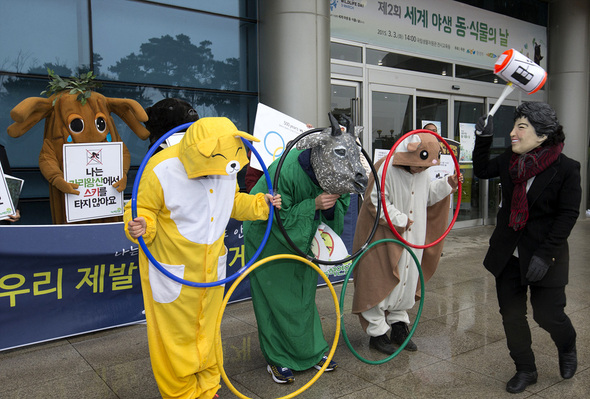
[258,0,330,127]
[547,0,590,214]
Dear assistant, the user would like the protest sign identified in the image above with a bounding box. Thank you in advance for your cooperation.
[0,164,20,220]
[63,142,124,223]
[249,103,309,171]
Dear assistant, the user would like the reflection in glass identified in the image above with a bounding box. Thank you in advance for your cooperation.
[143,0,257,19]
[0,0,90,75]
[92,0,257,91]
[455,64,496,83]
[371,91,413,156]
[330,42,362,63]
[367,49,451,77]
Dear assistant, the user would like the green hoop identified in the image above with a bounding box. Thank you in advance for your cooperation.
[339,238,424,364]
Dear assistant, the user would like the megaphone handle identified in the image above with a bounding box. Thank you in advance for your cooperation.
[488,83,514,118]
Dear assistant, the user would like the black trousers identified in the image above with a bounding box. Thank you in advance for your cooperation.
[495,256,576,372]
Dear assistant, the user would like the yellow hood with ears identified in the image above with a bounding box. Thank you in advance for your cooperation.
[179,117,259,179]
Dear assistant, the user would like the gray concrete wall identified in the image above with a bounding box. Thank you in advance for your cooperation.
[547,0,590,214]
[258,0,330,128]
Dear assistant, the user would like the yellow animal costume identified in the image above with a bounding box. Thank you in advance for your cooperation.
[124,117,271,399]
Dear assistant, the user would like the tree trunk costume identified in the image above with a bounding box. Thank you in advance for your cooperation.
[124,118,271,399]
[8,90,150,224]
[352,133,454,335]
[243,148,350,370]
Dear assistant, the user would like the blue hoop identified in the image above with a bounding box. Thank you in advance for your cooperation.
[131,122,274,288]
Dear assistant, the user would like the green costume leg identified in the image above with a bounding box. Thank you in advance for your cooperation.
[249,258,328,371]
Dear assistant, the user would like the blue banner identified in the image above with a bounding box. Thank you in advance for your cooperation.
[0,195,357,351]
[0,223,145,351]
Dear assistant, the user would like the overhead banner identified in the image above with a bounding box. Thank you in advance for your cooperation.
[330,0,547,69]
[0,200,357,350]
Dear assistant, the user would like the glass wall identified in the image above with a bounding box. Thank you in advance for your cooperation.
[371,90,413,155]
[0,0,258,224]
[416,96,448,136]
[367,49,452,77]
[91,0,257,92]
[453,99,485,222]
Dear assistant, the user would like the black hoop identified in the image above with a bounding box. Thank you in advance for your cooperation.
[272,128,381,265]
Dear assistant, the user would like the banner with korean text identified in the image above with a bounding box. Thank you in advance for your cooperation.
[0,223,144,351]
[0,201,357,350]
[330,0,547,70]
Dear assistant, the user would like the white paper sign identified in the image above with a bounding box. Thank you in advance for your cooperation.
[0,164,16,220]
[373,148,390,164]
[459,123,476,163]
[429,138,460,182]
[63,142,124,223]
[249,103,309,171]
[310,223,351,273]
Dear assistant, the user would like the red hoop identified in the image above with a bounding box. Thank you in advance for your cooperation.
[380,129,462,249]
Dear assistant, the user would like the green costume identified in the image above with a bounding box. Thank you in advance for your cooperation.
[243,149,349,370]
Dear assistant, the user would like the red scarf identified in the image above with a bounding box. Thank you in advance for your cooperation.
[508,143,563,231]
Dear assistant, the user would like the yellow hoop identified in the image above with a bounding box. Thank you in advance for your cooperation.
[215,254,341,399]
[272,146,284,162]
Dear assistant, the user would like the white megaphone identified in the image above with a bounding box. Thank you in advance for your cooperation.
[488,48,547,117]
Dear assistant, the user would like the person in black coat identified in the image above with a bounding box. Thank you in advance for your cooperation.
[473,102,580,394]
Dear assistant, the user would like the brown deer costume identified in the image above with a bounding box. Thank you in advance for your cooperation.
[352,132,458,355]
[7,92,150,224]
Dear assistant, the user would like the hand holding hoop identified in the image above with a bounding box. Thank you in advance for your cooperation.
[380,129,462,249]
[272,128,382,265]
[130,122,274,287]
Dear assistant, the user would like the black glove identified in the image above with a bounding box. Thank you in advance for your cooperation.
[475,115,493,137]
[526,255,550,282]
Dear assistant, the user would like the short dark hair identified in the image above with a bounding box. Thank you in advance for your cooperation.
[514,102,564,146]
[145,98,200,147]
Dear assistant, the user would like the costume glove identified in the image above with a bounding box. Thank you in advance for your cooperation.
[475,115,493,137]
[526,255,550,282]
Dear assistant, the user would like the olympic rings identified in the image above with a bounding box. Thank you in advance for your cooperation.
[272,128,382,265]
[380,129,462,249]
[215,254,341,399]
[339,238,424,364]
[264,130,285,158]
[131,122,274,287]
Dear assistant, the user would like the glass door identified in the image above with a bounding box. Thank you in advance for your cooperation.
[453,96,485,227]
[369,84,414,161]
[416,92,449,138]
[484,99,518,224]
[330,79,361,127]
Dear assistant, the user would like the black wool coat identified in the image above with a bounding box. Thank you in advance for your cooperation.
[472,135,581,287]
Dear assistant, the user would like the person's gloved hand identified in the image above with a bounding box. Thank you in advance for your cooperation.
[526,255,550,282]
[475,115,493,137]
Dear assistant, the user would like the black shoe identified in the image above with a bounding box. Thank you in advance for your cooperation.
[505,371,538,393]
[390,322,417,351]
[558,345,577,379]
[369,334,396,355]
